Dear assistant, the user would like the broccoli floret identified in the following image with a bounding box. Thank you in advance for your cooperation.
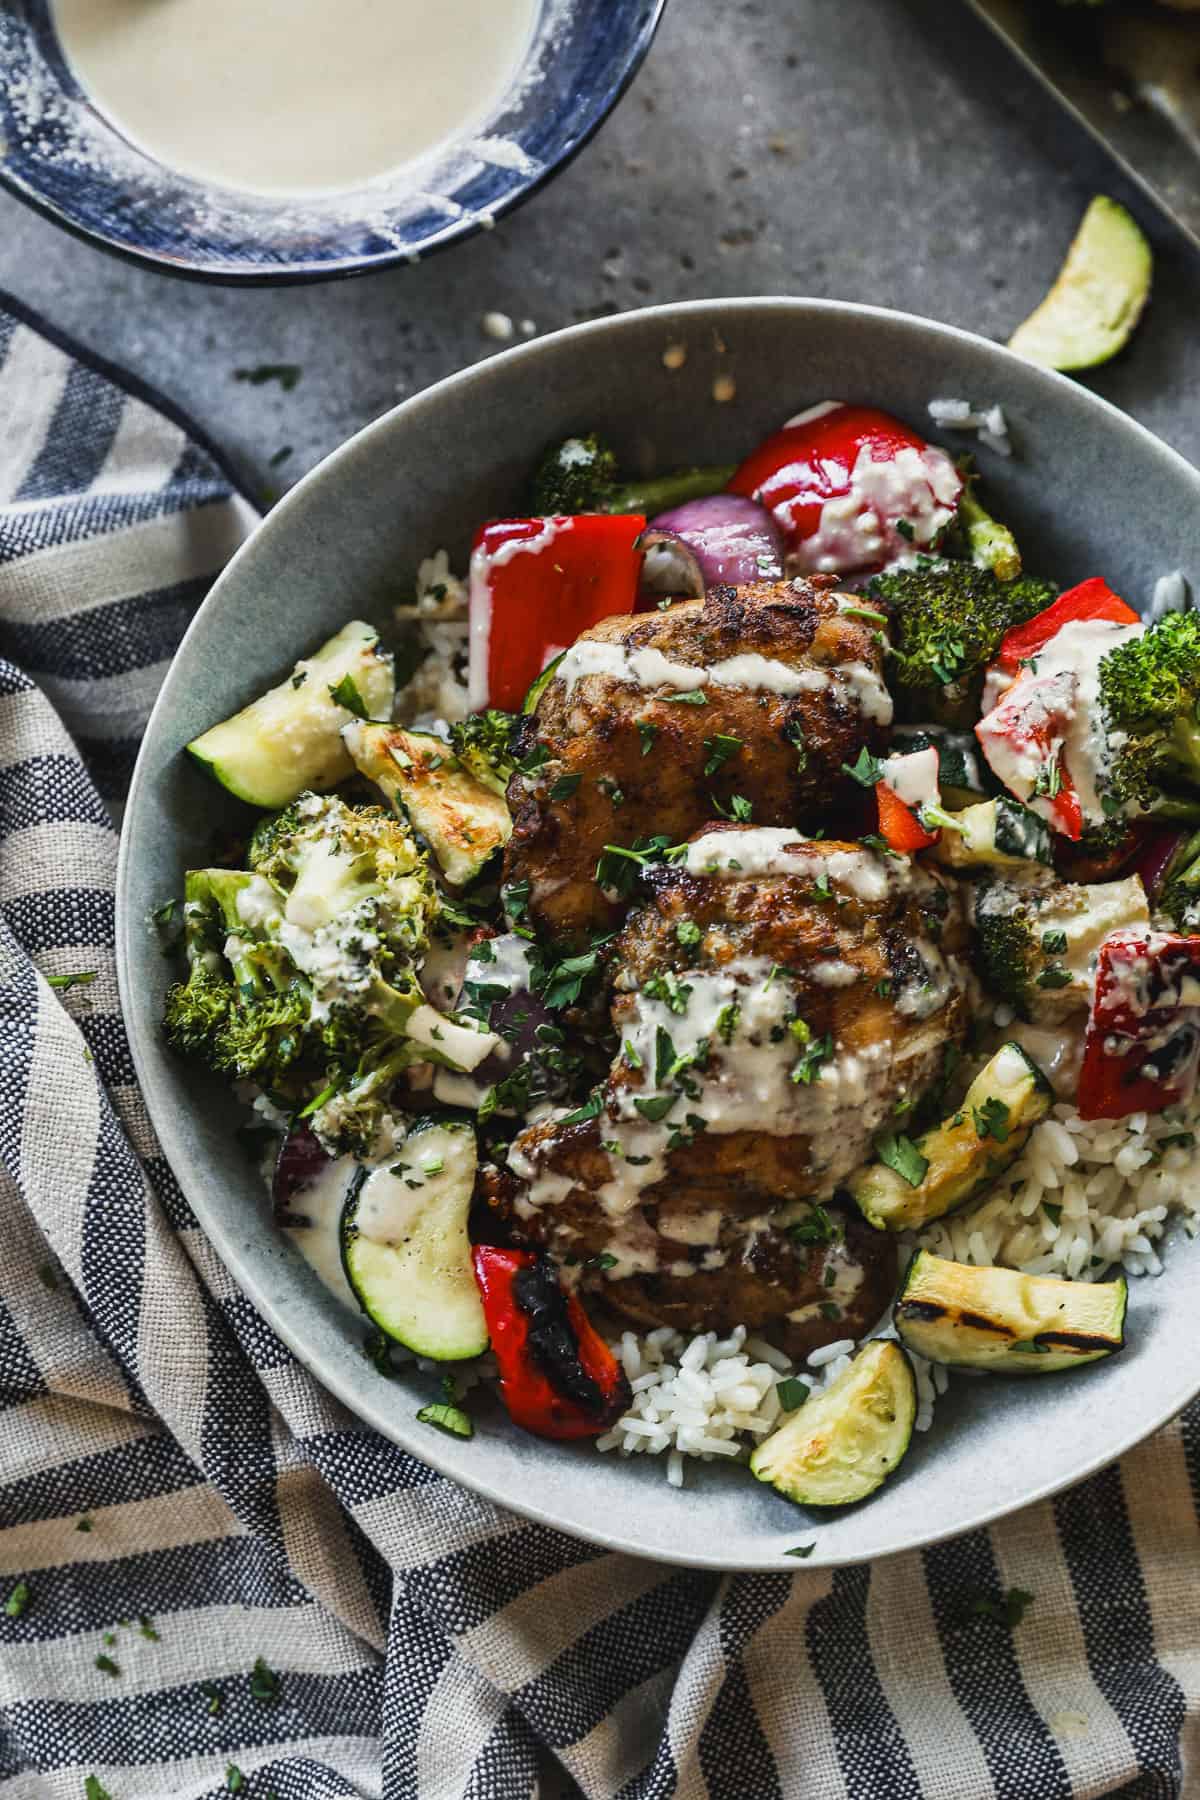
[868,558,1056,726]
[972,871,1149,1017]
[530,433,619,514]
[163,868,313,1095]
[163,795,443,1147]
[946,464,1022,581]
[1159,829,1200,933]
[449,708,518,795]
[529,433,736,517]
[1097,611,1200,822]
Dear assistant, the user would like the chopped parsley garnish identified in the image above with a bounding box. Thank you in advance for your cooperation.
[5,1581,30,1618]
[1036,966,1073,990]
[676,920,702,947]
[637,720,659,756]
[328,673,370,719]
[47,970,97,991]
[416,1401,474,1439]
[595,836,685,897]
[1009,1338,1051,1356]
[76,1516,93,1533]
[36,1262,58,1291]
[95,1653,120,1677]
[664,689,708,706]
[541,943,607,1009]
[703,733,743,776]
[776,1377,810,1411]
[809,873,833,902]
[730,795,754,822]
[152,897,177,926]
[138,1615,160,1642]
[972,1097,1011,1144]
[841,603,890,625]
[860,832,902,860]
[518,741,550,776]
[362,1327,395,1376]
[623,1038,643,1069]
[819,1301,842,1320]
[226,1766,247,1794]
[502,878,531,921]
[969,1587,1035,1628]
[634,1093,677,1123]
[894,518,914,543]
[85,1781,114,1800]
[788,1204,839,1247]
[784,1543,816,1559]
[201,1681,223,1716]
[233,363,302,391]
[290,668,307,689]
[654,1025,678,1089]
[1041,929,1068,955]
[713,1001,740,1044]
[270,445,294,467]
[643,971,692,1014]
[587,1252,618,1271]
[790,1030,834,1086]
[560,1090,604,1126]
[928,626,966,686]
[549,773,581,801]
[842,746,886,788]
[784,718,808,771]
[874,1131,929,1188]
[874,977,893,998]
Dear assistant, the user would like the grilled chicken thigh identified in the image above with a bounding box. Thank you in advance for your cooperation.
[503,576,891,946]
[502,825,969,1355]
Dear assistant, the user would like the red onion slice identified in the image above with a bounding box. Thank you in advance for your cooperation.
[647,493,785,590]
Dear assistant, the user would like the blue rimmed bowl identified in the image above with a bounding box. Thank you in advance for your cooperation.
[0,0,665,283]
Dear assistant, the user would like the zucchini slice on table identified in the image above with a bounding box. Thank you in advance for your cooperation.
[1007,196,1152,373]
[749,1341,916,1508]
[895,1250,1127,1373]
[344,721,511,887]
[187,620,394,809]
[928,797,1052,870]
[850,1042,1052,1232]
[340,1119,488,1361]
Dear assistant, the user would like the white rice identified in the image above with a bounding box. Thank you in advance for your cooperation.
[927,396,1012,458]
[596,1321,941,1485]
[917,1094,1200,1281]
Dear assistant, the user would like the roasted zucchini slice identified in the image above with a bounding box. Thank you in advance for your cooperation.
[521,651,565,715]
[928,797,1052,870]
[1008,196,1152,373]
[344,720,511,886]
[749,1341,916,1508]
[895,1250,1127,1373]
[850,1042,1052,1232]
[187,620,394,809]
[341,1119,488,1361]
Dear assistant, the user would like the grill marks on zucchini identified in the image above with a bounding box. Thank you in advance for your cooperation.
[894,1250,1127,1373]
[344,721,511,887]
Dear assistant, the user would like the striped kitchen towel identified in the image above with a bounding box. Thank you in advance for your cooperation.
[0,287,1197,1800]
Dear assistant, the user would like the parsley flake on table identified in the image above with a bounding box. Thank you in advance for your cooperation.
[5,1581,30,1618]
[249,1655,280,1703]
[969,1586,1035,1628]
[233,363,302,391]
[94,1653,120,1677]
[84,1779,113,1800]
[47,970,97,991]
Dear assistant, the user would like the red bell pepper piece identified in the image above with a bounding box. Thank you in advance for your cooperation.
[471,1246,631,1440]
[727,403,963,574]
[992,578,1139,679]
[468,514,646,712]
[975,670,1084,840]
[875,782,936,852]
[1078,930,1200,1120]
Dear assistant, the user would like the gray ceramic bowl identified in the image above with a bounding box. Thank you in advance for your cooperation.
[117,299,1200,1571]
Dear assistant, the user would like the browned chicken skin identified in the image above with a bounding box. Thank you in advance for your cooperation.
[503,576,890,947]
[503,827,969,1357]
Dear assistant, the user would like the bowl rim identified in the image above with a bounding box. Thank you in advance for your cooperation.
[117,296,1200,1568]
[0,0,667,285]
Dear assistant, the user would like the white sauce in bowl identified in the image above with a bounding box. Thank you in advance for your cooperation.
[51,0,539,197]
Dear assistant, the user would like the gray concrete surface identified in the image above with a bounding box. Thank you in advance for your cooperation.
[2,0,1197,496]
